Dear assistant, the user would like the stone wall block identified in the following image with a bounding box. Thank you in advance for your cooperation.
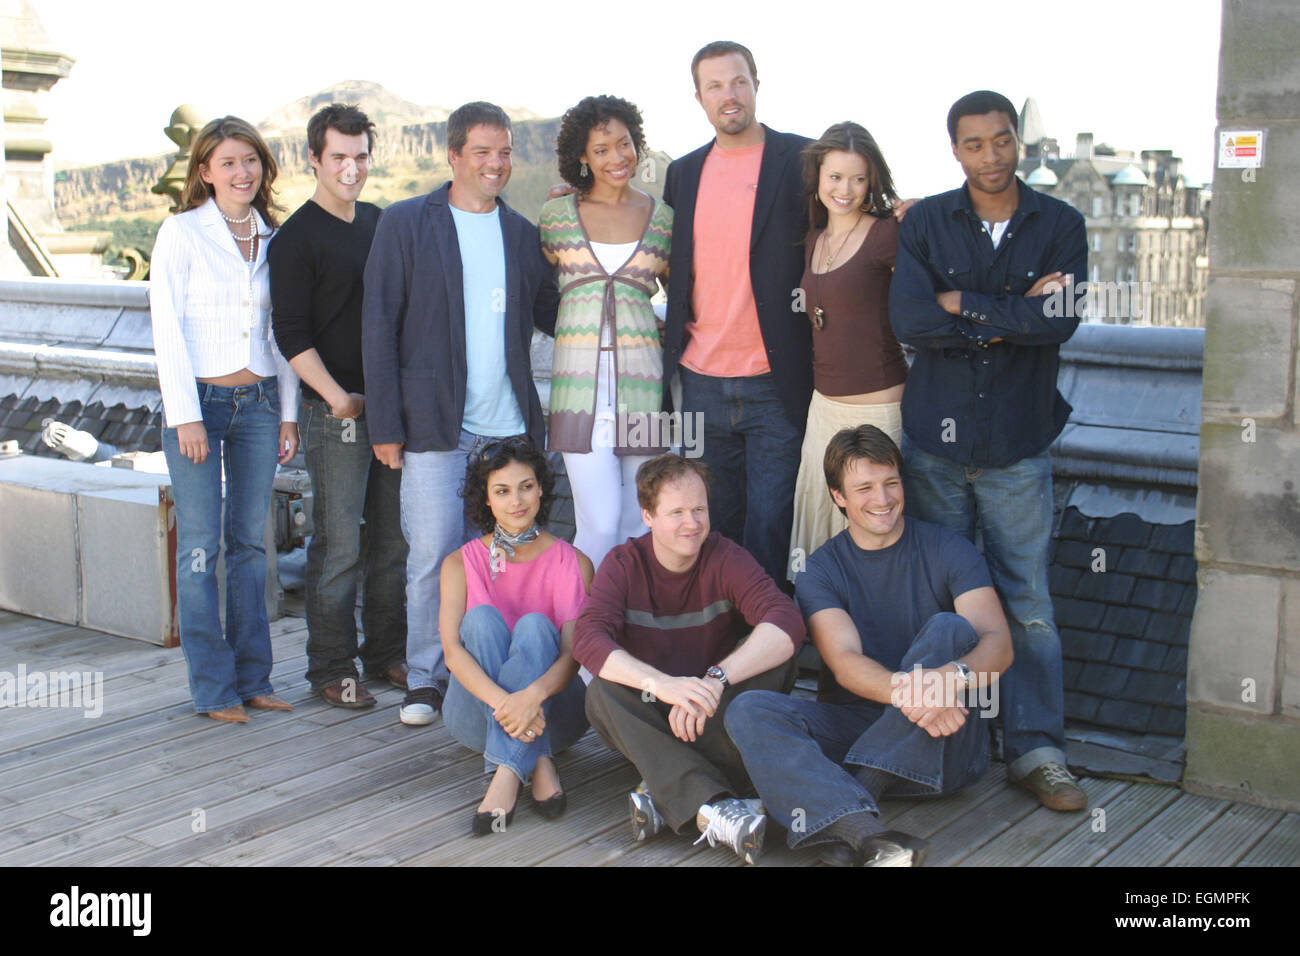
[1186,570,1278,714]
[1197,422,1300,570]
[1202,277,1293,418]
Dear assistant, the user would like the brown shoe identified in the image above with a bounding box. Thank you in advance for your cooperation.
[1016,762,1088,811]
[374,661,409,690]
[319,679,376,709]
[244,694,293,711]
[206,704,249,723]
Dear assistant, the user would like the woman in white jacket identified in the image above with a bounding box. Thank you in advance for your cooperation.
[150,116,300,723]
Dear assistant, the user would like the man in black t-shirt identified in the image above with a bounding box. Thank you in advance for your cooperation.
[270,104,408,709]
[725,425,1014,865]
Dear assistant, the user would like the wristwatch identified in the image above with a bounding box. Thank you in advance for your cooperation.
[952,661,973,690]
[705,665,730,687]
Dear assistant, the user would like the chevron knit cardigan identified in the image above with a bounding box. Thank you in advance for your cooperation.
[538,193,672,455]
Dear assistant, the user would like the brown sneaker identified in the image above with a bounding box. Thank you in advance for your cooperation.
[318,679,376,709]
[1016,762,1087,811]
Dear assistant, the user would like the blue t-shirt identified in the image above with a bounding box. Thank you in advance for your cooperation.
[796,518,992,704]
[449,204,526,436]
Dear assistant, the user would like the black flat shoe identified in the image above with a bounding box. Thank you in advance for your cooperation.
[533,790,567,820]
[471,804,516,836]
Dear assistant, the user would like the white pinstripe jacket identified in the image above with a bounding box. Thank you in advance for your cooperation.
[148,198,300,427]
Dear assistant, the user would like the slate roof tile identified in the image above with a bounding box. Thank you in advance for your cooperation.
[1080,662,1129,696]
[1049,564,1082,594]
[1177,587,1198,618]
[1167,554,1198,583]
[1062,627,1114,661]
[1146,612,1191,646]
[1056,508,1094,540]
[1162,646,1188,672]
[1149,522,1195,554]
[1095,698,1155,733]
[1054,597,1106,631]
[1075,570,1136,604]
[1055,539,1099,569]
[1111,637,1170,671]
[1101,605,1150,637]
[1124,671,1186,706]
[1148,706,1187,736]
[1116,548,1171,578]
[1065,691,1101,723]
[1131,577,1188,613]
[1093,513,1153,548]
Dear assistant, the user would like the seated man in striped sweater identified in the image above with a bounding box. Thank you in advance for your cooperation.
[573,454,803,865]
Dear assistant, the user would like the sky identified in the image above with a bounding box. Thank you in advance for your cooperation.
[36,0,1223,198]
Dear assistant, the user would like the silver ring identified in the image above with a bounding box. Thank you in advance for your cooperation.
[526,730,535,736]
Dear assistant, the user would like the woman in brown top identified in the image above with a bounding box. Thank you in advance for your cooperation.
[789,122,906,580]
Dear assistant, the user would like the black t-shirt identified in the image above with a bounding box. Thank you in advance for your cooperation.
[269,200,380,400]
[796,518,992,704]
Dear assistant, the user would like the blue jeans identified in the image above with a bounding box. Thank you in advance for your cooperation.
[901,439,1066,777]
[161,380,281,713]
[300,398,407,688]
[442,606,588,781]
[678,368,802,585]
[400,430,507,693]
[725,613,988,849]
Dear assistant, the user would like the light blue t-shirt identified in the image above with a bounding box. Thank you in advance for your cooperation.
[450,204,526,436]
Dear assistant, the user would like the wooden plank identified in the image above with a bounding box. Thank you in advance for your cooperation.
[922,783,1042,866]
[0,706,413,864]
[876,763,1009,838]
[1167,802,1285,866]
[960,777,1130,866]
[1236,812,1300,866]
[1096,792,1228,867]
[1030,780,1181,866]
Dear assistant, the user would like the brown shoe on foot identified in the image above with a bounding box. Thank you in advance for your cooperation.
[374,662,409,690]
[1016,762,1087,811]
[207,705,249,723]
[244,694,293,712]
[319,679,376,709]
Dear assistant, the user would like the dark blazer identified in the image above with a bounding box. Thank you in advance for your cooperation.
[362,182,559,452]
[662,124,813,426]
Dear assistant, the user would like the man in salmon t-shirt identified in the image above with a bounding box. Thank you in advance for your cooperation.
[661,40,812,588]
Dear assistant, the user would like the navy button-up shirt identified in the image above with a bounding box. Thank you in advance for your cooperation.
[889,179,1087,469]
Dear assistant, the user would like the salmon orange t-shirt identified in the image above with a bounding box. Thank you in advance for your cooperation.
[683,141,770,377]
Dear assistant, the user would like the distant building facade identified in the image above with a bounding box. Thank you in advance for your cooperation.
[1017,98,1210,328]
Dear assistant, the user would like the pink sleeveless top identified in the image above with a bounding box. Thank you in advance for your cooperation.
[461,537,587,631]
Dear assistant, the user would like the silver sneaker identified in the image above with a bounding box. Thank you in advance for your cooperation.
[694,797,766,865]
[629,782,664,842]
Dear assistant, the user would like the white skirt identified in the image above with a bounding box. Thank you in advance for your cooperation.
[788,390,903,581]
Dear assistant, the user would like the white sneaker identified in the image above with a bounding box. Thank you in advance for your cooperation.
[694,797,766,865]
[399,687,440,726]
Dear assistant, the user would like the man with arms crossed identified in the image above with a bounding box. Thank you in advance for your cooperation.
[363,102,559,725]
[573,454,803,864]
[727,425,1013,866]
[888,90,1088,810]
[661,40,812,587]
[271,104,407,708]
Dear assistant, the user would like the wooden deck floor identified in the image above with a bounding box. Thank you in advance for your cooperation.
[1,609,1296,867]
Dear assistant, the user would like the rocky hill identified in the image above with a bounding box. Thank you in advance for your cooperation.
[54,81,664,233]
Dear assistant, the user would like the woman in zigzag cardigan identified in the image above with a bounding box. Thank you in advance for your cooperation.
[539,95,672,571]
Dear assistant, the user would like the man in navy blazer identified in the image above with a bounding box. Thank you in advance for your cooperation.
[662,40,811,588]
[362,101,559,726]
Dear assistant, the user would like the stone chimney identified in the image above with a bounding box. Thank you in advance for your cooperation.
[1075,132,1094,160]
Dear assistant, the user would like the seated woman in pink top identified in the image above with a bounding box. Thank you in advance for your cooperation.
[440,437,594,835]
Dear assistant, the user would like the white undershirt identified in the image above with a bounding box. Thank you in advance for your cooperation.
[588,240,638,347]
[982,219,1009,249]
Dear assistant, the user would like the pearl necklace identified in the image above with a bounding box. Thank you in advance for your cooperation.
[221,206,257,264]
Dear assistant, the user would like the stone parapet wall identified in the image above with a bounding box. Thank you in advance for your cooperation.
[1186,0,1300,809]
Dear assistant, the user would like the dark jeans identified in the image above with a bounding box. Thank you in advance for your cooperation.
[585,658,797,833]
[678,367,803,586]
[300,398,408,688]
[902,439,1066,777]
[725,613,989,849]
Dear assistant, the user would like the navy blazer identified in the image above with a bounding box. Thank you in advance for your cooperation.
[662,125,812,426]
[362,183,559,453]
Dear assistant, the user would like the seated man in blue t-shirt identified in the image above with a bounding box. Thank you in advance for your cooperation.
[725,424,1014,866]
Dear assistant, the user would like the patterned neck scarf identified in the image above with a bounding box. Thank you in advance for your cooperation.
[489,522,541,581]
